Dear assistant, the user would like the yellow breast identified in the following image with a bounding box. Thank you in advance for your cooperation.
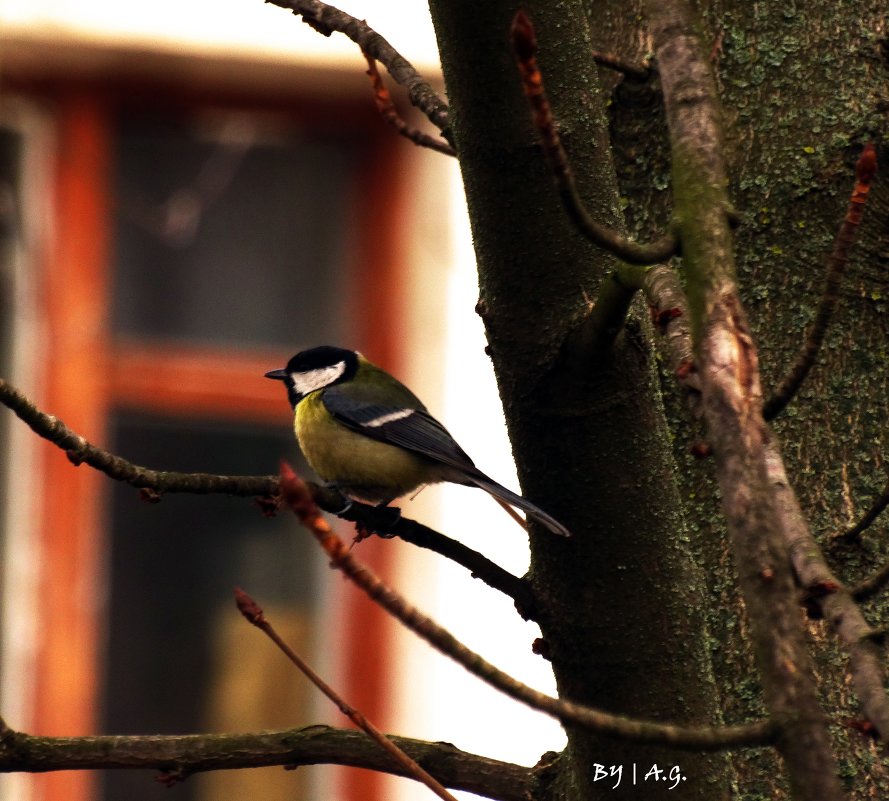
[295,393,436,503]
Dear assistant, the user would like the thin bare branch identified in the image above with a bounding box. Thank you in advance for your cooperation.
[510,11,678,266]
[236,589,458,801]
[265,0,451,138]
[0,377,278,497]
[592,50,652,81]
[851,557,889,602]
[280,462,774,752]
[362,54,456,156]
[763,443,889,741]
[327,496,537,619]
[641,254,889,739]
[0,722,529,801]
[835,472,889,544]
[645,0,844,797]
[764,143,877,420]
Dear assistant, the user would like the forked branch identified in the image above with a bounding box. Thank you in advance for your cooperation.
[280,462,774,752]
[266,0,451,138]
[510,11,678,265]
[0,377,532,610]
[643,218,889,744]
[363,54,456,156]
[644,0,844,796]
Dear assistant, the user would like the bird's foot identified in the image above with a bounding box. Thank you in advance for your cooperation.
[371,503,402,538]
[351,503,402,541]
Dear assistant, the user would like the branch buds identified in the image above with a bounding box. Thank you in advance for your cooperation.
[510,10,538,63]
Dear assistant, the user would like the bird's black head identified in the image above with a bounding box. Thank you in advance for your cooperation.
[265,346,359,407]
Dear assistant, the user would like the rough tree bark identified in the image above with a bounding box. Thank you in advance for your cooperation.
[589,1,889,797]
[428,2,731,799]
[429,0,888,799]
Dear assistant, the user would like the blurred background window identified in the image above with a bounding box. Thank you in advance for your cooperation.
[0,71,412,801]
[0,6,562,801]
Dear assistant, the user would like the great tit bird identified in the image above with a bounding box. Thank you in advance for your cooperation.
[265,346,571,537]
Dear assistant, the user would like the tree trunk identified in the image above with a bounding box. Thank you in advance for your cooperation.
[590,0,889,797]
[428,2,731,799]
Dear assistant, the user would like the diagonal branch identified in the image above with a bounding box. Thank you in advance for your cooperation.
[236,589,458,801]
[510,11,678,266]
[644,1,845,798]
[265,0,451,139]
[280,462,775,752]
[0,377,533,610]
[0,377,278,497]
[330,496,537,618]
[851,557,889,602]
[764,143,877,420]
[763,444,889,739]
[835,472,889,544]
[643,248,889,742]
[0,720,531,801]
[362,54,456,156]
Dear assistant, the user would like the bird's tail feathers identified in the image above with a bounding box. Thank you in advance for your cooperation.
[467,473,572,538]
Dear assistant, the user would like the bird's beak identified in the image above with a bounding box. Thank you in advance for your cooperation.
[264,368,288,381]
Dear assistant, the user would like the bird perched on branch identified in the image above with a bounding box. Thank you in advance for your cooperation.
[265,346,571,537]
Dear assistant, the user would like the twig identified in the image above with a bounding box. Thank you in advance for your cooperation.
[645,0,844,796]
[835,473,889,544]
[851,557,889,602]
[285,485,534,612]
[764,143,877,420]
[362,54,456,157]
[0,723,530,800]
[763,442,889,741]
[641,246,889,739]
[0,377,278,498]
[0,378,534,612]
[235,589,458,801]
[510,11,678,266]
[397,509,523,577]
[265,0,451,138]
[279,462,774,751]
[326,494,537,618]
[592,50,652,81]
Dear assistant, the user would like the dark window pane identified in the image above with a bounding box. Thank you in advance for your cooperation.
[111,118,360,349]
[100,412,324,801]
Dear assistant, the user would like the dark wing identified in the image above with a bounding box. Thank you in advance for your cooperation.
[322,387,573,537]
[321,388,477,473]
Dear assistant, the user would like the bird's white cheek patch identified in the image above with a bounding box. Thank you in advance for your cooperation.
[292,361,346,394]
[363,409,414,428]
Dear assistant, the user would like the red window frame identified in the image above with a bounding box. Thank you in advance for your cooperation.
[21,79,412,801]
